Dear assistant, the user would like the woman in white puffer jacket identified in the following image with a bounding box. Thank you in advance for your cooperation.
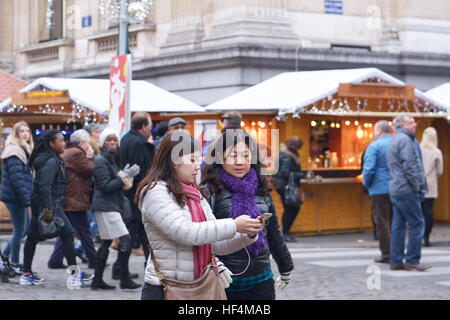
[136,132,263,300]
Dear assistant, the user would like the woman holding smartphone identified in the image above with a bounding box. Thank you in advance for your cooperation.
[201,129,294,300]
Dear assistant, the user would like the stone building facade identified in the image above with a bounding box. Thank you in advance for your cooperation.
[1,0,450,106]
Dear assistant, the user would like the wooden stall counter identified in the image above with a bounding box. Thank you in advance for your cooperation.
[271,177,372,235]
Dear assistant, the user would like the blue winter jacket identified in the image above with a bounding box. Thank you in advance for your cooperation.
[1,152,33,207]
[362,135,391,196]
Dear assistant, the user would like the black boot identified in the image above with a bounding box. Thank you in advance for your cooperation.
[112,260,139,280]
[91,248,115,290]
[117,250,141,290]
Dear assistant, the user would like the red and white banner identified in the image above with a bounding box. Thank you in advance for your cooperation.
[109,54,131,137]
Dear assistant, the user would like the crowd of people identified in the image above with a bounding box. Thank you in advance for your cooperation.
[363,114,443,271]
[0,110,443,298]
[0,111,295,300]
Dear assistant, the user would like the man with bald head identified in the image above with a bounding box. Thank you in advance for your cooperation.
[387,114,429,272]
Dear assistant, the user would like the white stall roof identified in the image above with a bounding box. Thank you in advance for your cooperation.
[0,77,204,114]
[426,83,450,110]
[205,68,447,113]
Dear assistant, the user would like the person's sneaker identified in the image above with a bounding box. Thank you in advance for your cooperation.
[20,272,45,286]
[78,270,94,286]
[10,264,24,275]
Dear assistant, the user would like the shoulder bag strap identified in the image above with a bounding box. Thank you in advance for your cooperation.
[148,244,166,283]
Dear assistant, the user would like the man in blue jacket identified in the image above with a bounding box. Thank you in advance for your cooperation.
[387,114,430,271]
[363,120,392,264]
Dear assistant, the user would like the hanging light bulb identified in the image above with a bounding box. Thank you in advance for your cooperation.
[311,121,317,127]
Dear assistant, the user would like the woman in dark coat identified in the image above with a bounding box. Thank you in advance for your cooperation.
[0,121,33,275]
[201,129,294,300]
[90,128,141,290]
[274,136,305,242]
[21,130,92,286]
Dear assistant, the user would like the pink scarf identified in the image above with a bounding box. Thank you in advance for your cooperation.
[182,183,213,280]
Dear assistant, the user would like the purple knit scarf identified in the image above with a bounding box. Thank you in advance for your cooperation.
[220,168,267,256]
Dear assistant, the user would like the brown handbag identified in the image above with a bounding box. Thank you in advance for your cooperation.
[148,245,227,300]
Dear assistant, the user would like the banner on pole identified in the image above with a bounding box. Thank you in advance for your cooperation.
[109,54,131,137]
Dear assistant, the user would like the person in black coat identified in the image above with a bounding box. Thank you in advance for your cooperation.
[201,129,294,300]
[274,136,305,242]
[120,112,154,263]
[21,130,92,286]
[90,127,141,290]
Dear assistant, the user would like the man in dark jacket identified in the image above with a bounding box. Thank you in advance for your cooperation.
[120,112,154,265]
[387,114,430,272]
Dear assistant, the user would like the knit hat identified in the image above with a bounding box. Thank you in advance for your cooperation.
[99,127,120,148]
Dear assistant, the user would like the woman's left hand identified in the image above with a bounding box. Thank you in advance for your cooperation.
[275,271,292,290]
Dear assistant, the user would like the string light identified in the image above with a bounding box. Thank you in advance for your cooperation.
[97,0,155,24]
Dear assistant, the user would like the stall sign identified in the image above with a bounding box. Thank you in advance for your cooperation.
[11,90,70,106]
[338,83,416,101]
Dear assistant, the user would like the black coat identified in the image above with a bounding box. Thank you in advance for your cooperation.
[120,129,154,199]
[91,151,125,213]
[31,151,66,212]
[206,186,294,277]
[274,151,304,191]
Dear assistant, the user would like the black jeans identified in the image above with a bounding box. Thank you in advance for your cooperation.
[23,205,77,273]
[276,189,301,234]
[141,283,164,300]
[226,278,275,300]
[126,201,150,261]
[421,198,434,239]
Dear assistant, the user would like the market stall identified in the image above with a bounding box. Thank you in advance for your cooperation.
[205,68,450,234]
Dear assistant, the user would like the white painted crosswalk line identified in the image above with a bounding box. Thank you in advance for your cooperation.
[290,248,447,260]
[435,281,450,287]
[289,247,361,253]
[305,255,450,268]
[382,267,450,278]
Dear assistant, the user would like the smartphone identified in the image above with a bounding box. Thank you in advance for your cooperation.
[258,212,273,222]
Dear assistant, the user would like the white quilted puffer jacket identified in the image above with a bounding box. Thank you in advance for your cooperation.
[139,181,257,286]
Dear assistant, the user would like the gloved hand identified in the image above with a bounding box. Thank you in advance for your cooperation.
[123,164,140,177]
[275,271,291,290]
[116,171,133,190]
[216,259,233,289]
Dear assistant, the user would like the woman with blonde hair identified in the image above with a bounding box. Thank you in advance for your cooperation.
[420,127,444,247]
[0,121,34,275]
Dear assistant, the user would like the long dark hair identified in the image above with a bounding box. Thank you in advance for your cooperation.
[29,129,61,170]
[135,132,203,207]
[200,129,272,196]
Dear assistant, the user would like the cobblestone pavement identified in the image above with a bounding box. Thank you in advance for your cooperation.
[1,225,450,300]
